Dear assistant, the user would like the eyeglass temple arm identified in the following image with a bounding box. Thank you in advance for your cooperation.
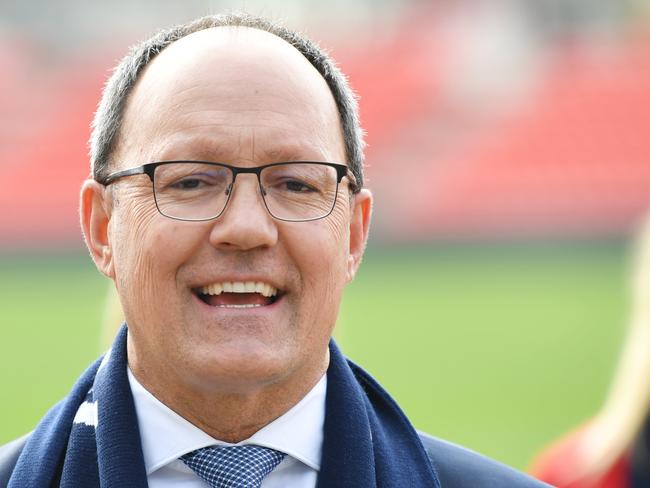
[103,165,150,185]
[344,168,360,193]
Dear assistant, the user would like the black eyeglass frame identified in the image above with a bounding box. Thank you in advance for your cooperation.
[100,160,360,222]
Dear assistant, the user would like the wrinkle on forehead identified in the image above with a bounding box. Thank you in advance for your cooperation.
[149,128,338,165]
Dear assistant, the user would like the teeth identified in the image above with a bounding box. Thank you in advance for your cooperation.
[218,303,263,308]
[200,281,278,297]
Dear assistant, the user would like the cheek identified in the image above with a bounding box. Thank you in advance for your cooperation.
[112,220,160,310]
[325,198,349,243]
[324,201,351,270]
[289,205,350,300]
[111,198,194,302]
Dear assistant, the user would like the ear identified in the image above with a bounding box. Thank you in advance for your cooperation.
[80,179,115,279]
[346,189,372,283]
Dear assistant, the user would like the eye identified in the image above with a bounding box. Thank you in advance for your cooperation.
[165,171,228,192]
[170,177,205,190]
[261,163,332,196]
[282,179,317,193]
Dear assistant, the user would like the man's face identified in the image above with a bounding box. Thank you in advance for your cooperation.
[82,27,371,399]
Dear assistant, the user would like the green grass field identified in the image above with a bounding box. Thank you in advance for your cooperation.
[0,244,629,470]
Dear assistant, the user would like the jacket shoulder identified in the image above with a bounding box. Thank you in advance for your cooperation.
[0,433,30,487]
[418,432,552,487]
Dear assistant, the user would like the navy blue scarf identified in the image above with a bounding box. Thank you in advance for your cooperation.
[9,325,439,487]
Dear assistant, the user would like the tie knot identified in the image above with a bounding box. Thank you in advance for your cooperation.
[181,445,286,488]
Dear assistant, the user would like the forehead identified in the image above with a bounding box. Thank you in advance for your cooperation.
[117,27,344,165]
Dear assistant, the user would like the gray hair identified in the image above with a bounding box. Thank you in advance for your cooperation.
[89,12,365,190]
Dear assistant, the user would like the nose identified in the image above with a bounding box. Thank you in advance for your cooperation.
[208,174,278,251]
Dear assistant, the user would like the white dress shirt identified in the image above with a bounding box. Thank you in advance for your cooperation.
[127,368,326,488]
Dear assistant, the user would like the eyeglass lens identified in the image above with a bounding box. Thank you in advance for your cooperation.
[152,162,340,221]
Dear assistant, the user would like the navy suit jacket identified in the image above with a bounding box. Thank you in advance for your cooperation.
[0,330,549,487]
[0,431,549,487]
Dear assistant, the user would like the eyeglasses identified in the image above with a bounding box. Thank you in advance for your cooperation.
[100,160,359,222]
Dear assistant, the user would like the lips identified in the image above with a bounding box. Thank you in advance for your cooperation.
[194,281,280,308]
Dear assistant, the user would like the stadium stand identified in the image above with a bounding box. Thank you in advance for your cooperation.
[2,22,650,247]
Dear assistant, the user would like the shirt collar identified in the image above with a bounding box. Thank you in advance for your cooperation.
[127,367,326,475]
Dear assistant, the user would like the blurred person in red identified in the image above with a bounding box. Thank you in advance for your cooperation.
[531,215,650,487]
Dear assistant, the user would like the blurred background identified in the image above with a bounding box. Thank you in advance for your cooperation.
[2,0,650,473]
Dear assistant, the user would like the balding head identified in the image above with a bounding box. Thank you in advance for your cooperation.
[114,26,345,170]
[90,13,365,189]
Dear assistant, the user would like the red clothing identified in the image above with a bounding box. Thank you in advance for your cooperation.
[530,426,629,488]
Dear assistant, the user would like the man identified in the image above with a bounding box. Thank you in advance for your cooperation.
[0,13,549,487]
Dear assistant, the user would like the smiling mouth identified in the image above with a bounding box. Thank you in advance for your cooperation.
[194,281,280,308]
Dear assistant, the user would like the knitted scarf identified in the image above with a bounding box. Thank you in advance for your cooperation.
[9,325,439,487]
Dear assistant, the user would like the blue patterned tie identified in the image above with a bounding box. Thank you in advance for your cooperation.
[181,445,286,488]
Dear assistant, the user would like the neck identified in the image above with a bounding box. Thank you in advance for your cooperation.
[129,352,329,443]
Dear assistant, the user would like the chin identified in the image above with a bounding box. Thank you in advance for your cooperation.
[187,343,294,392]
